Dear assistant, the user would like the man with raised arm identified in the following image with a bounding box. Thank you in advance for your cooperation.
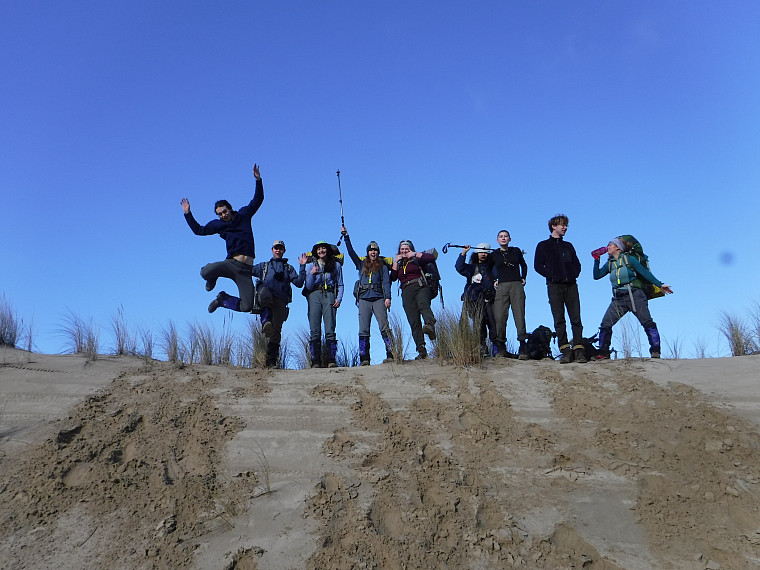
[180,164,264,313]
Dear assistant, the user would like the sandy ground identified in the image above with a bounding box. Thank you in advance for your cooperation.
[1,345,760,569]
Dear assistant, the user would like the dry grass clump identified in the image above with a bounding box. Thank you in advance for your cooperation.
[0,294,21,348]
[718,309,760,356]
[237,320,268,368]
[388,311,408,363]
[59,309,99,360]
[431,306,482,367]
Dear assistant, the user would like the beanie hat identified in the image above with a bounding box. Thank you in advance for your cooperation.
[608,238,625,252]
[366,241,380,253]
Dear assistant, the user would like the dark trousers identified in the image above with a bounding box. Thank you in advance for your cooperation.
[258,287,289,357]
[547,282,583,349]
[401,282,436,353]
[201,259,254,312]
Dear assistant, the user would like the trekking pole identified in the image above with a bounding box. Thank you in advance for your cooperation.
[336,169,345,246]
[442,242,497,254]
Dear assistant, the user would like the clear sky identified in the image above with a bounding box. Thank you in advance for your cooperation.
[2,1,759,361]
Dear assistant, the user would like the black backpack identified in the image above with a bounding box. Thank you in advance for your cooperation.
[525,326,555,360]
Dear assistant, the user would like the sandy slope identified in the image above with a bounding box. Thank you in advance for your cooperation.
[1,347,759,569]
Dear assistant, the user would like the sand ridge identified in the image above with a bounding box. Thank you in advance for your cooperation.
[1,348,759,569]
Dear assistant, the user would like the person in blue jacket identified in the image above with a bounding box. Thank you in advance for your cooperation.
[456,244,497,357]
[592,237,673,359]
[341,225,394,365]
[252,240,308,368]
[180,164,264,313]
[304,241,344,368]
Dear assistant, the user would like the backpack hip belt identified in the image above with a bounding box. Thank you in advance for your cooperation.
[402,276,427,290]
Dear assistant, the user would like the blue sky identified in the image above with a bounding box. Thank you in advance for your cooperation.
[2,1,758,360]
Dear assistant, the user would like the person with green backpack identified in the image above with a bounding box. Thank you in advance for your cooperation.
[592,237,673,359]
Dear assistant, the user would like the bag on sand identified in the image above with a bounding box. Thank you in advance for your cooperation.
[525,326,554,360]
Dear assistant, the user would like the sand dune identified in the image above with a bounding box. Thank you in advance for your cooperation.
[1,347,759,569]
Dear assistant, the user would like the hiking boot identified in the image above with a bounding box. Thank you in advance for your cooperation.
[559,346,573,364]
[422,324,436,340]
[518,341,529,361]
[573,347,588,364]
[594,351,611,361]
[310,361,323,368]
[205,278,217,292]
[415,351,428,360]
[360,358,370,366]
[262,321,274,337]
[650,351,661,359]
[383,356,394,364]
[208,291,229,313]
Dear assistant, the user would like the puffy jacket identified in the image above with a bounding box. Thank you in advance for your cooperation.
[455,255,496,302]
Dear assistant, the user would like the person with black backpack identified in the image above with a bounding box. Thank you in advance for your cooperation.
[304,241,344,368]
[592,237,673,359]
[455,244,497,357]
[391,240,437,360]
[341,226,394,365]
[252,240,308,368]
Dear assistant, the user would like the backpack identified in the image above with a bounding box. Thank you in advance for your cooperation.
[615,235,665,300]
[525,326,555,360]
[579,333,600,360]
[399,248,444,306]
[256,260,295,304]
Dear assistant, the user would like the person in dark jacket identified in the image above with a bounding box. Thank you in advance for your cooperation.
[304,241,344,368]
[490,229,529,359]
[592,237,673,359]
[391,240,437,360]
[181,164,264,313]
[342,226,394,365]
[252,240,308,368]
[456,243,497,357]
[533,214,586,364]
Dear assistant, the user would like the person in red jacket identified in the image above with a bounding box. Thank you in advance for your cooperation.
[391,240,436,360]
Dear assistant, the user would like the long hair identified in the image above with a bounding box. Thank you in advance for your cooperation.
[362,256,383,276]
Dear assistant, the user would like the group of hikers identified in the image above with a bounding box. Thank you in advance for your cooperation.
[181,165,673,368]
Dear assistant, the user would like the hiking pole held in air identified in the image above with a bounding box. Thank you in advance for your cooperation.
[336,169,345,246]
[442,242,498,254]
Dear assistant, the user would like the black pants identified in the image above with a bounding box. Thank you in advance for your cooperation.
[401,282,436,353]
[547,281,583,349]
[258,286,289,358]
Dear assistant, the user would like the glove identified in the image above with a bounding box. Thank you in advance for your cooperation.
[591,247,607,260]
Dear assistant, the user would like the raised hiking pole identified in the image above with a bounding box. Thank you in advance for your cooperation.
[442,242,497,254]
[336,169,346,246]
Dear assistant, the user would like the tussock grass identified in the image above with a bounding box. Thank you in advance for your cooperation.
[237,320,268,368]
[291,328,311,369]
[431,306,482,367]
[718,311,759,356]
[111,305,138,356]
[0,294,22,348]
[388,312,408,363]
[59,309,99,360]
[160,321,181,363]
[336,338,358,368]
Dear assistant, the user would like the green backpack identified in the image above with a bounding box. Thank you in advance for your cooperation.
[616,235,664,300]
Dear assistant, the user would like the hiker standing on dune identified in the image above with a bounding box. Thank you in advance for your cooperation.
[456,244,497,358]
[592,237,673,359]
[180,164,263,314]
[534,214,586,364]
[253,240,308,368]
[490,229,529,359]
[391,240,437,361]
[341,225,394,366]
